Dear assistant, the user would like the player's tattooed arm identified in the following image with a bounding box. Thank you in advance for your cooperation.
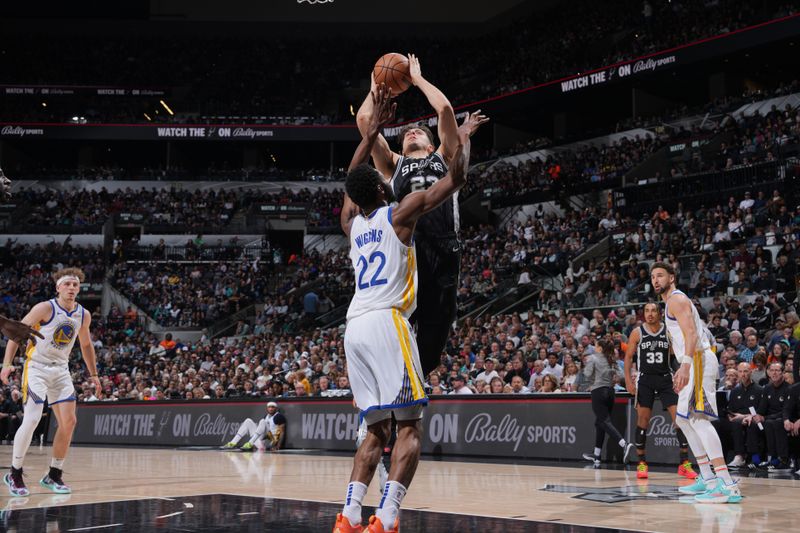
[356,74,399,178]
[342,84,397,237]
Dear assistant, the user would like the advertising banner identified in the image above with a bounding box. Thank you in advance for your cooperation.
[58,396,630,461]
[0,124,360,142]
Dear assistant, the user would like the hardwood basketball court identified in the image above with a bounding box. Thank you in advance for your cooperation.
[2,444,798,532]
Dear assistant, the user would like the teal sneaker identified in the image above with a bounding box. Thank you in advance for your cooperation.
[240,442,254,452]
[694,479,742,504]
[40,469,71,494]
[678,477,711,495]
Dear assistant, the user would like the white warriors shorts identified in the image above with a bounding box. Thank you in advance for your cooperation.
[344,309,427,425]
[23,360,76,405]
[676,348,719,420]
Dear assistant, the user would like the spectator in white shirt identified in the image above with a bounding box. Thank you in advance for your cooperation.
[738,191,754,210]
[475,358,500,383]
[541,353,564,381]
[450,374,474,395]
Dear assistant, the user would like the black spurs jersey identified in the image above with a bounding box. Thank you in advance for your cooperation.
[391,151,458,239]
[637,324,672,375]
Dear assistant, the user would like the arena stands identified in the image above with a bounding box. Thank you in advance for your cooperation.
[1,0,793,124]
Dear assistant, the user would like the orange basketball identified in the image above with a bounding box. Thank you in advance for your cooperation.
[373,53,412,96]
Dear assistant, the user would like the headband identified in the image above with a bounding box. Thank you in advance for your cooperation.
[56,275,80,287]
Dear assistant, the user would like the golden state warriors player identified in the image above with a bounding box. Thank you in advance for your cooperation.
[334,84,470,533]
[650,262,741,504]
[1,267,100,496]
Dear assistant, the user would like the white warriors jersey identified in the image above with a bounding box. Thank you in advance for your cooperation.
[346,205,417,321]
[27,299,85,365]
[664,290,711,357]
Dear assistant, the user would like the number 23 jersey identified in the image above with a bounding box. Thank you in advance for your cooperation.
[391,151,458,239]
[346,206,417,321]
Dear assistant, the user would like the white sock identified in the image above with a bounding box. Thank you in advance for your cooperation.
[618,439,626,448]
[50,457,65,470]
[593,447,602,457]
[376,481,407,527]
[341,481,368,526]
[714,465,734,484]
[697,457,715,484]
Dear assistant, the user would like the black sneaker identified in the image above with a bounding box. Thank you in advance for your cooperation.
[40,467,71,494]
[3,467,29,496]
[768,461,793,473]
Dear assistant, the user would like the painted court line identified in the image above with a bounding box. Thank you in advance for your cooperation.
[67,524,124,532]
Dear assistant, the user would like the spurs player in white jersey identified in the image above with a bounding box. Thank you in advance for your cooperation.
[1,267,100,497]
[651,262,741,504]
[333,84,469,533]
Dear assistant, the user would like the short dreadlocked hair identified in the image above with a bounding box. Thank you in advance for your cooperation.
[345,164,384,210]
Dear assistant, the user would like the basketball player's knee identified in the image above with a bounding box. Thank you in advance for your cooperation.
[60,412,77,431]
[368,420,392,446]
[673,414,691,431]
[636,410,651,429]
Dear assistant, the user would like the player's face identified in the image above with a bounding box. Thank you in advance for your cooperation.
[59,280,80,301]
[643,304,660,324]
[650,269,673,296]
[267,406,276,415]
[402,128,433,154]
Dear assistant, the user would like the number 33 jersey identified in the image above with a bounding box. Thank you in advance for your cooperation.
[347,206,417,321]
[391,151,458,239]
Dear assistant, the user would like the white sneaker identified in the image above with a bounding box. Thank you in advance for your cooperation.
[622,443,636,464]
[727,455,746,468]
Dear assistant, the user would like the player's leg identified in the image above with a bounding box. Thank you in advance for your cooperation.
[6,394,44,496]
[634,406,651,477]
[338,416,391,532]
[674,361,716,493]
[692,353,741,503]
[372,410,423,533]
[243,419,269,451]
[43,399,77,493]
[667,404,697,479]
[224,418,257,449]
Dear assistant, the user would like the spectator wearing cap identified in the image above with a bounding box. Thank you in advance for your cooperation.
[475,358,499,383]
[450,374,473,395]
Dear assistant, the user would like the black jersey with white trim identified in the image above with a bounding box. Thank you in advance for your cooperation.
[636,324,672,375]
[391,151,458,239]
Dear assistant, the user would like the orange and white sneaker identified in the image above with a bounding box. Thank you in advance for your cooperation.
[678,461,698,479]
[636,461,649,479]
[333,513,363,533]
[366,515,399,533]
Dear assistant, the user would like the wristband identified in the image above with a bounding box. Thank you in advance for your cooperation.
[90,374,98,378]
[2,364,12,369]
[679,356,693,365]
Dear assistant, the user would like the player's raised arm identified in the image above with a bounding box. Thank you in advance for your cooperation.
[356,74,399,179]
[407,54,459,164]
[342,84,397,237]
[391,128,470,242]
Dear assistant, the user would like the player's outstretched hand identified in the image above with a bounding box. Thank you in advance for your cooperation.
[0,314,45,345]
[408,53,423,86]
[459,110,490,137]
[370,83,397,129]
[0,168,11,201]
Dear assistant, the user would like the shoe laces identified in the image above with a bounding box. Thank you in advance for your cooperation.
[682,461,695,471]
[637,462,647,472]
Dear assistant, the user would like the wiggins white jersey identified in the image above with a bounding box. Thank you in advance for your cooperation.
[664,290,710,358]
[346,206,417,321]
[27,299,85,365]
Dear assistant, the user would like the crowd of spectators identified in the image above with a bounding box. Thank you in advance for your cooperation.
[1,1,792,124]
[7,185,346,232]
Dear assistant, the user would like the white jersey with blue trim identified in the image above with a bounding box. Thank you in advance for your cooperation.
[346,205,417,321]
[664,290,710,357]
[27,299,84,365]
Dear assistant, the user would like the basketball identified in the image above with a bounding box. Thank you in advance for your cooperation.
[373,52,412,96]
